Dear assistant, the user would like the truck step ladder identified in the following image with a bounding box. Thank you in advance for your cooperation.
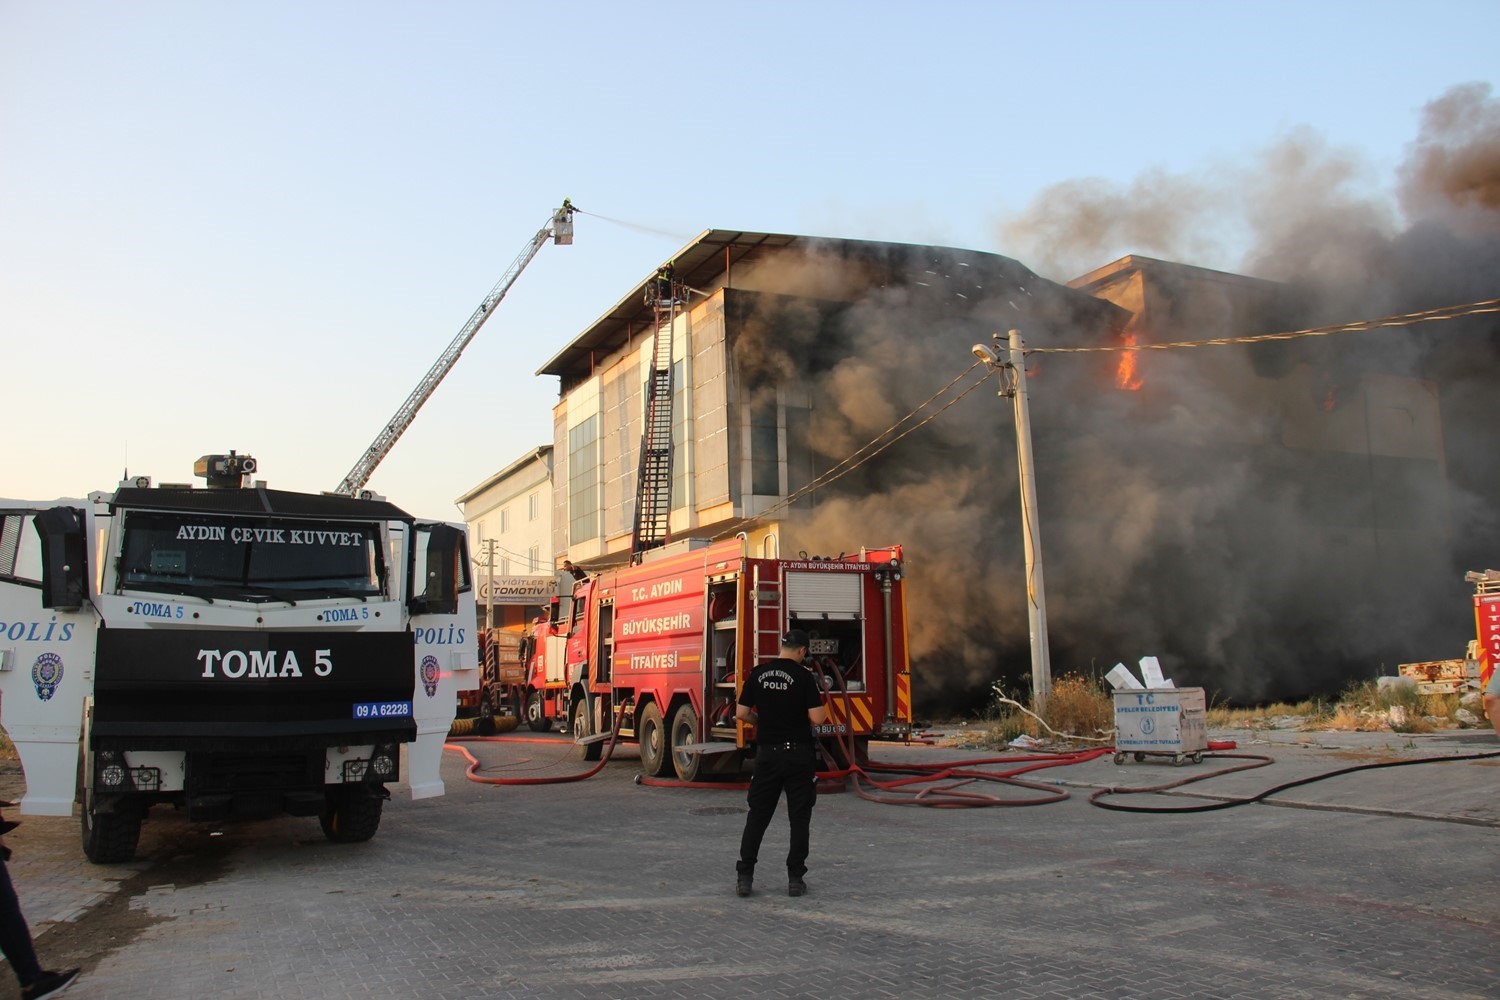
[752,562,783,660]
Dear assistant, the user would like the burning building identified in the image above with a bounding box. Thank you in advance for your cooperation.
[533,222,1498,713]
[534,81,1500,712]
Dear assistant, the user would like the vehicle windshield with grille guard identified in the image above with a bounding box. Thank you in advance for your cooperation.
[118,512,385,600]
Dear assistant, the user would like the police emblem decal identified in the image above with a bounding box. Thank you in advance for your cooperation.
[32,652,63,701]
[420,655,440,698]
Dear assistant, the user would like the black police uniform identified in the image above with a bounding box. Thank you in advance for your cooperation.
[735,649,823,884]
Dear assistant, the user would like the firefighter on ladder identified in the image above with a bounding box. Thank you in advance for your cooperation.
[653,261,674,306]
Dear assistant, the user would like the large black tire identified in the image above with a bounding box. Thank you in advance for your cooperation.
[571,698,602,762]
[638,702,672,777]
[81,790,142,865]
[319,787,383,843]
[670,703,703,782]
[525,689,551,733]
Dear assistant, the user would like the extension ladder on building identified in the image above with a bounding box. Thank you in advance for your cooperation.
[629,279,678,561]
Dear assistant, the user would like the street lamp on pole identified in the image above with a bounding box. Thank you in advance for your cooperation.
[972,329,1053,707]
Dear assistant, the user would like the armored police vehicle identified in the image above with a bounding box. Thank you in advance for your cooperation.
[0,452,476,862]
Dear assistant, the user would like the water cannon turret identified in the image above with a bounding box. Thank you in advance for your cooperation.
[194,450,258,489]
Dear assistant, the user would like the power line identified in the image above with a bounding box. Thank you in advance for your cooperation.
[710,362,998,540]
[569,296,1499,552]
[472,537,542,568]
[1027,297,1500,355]
[708,296,1499,538]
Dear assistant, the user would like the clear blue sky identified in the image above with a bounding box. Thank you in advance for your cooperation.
[2,0,1495,519]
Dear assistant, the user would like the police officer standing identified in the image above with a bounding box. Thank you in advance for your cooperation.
[734,629,827,898]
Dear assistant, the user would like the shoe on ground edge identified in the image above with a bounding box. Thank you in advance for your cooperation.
[23,968,80,1000]
[788,876,807,897]
[736,877,753,897]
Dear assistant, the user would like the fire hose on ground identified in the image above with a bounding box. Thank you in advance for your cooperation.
[444,677,1500,810]
[444,705,629,785]
[633,667,1109,806]
[1089,749,1500,813]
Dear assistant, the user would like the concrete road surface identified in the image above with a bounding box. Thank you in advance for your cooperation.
[2,724,1498,999]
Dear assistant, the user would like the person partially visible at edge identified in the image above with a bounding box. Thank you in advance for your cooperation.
[0,811,81,999]
[734,629,827,899]
[561,560,587,582]
[1484,668,1500,738]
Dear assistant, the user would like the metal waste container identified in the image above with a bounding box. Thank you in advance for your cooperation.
[1112,687,1207,765]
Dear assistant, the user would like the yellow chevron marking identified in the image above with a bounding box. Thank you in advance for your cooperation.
[828,695,874,732]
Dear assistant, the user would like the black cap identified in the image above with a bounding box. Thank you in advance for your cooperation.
[781,629,810,649]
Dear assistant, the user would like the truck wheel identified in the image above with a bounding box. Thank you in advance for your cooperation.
[81,791,142,865]
[320,787,383,843]
[525,690,550,733]
[670,704,703,782]
[638,703,672,778]
[571,699,602,762]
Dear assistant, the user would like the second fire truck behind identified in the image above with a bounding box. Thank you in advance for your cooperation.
[516,537,912,779]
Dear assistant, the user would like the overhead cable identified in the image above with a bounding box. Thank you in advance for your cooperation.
[711,361,996,539]
[1028,297,1500,355]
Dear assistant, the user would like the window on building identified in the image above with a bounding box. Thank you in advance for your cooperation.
[601,363,637,539]
[672,358,688,510]
[528,545,539,573]
[786,403,814,499]
[749,394,780,496]
[529,492,540,521]
[501,555,511,576]
[500,507,509,533]
[569,415,600,543]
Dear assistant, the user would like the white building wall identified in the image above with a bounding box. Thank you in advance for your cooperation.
[456,448,553,580]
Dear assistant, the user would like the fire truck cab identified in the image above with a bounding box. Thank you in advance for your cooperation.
[521,537,911,779]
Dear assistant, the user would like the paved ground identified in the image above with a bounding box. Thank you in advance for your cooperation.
[3,724,1499,999]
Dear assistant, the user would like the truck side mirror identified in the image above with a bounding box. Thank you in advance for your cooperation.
[33,506,87,610]
[409,523,467,616]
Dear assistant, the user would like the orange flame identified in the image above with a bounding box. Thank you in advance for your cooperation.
[1116,333,1144,391]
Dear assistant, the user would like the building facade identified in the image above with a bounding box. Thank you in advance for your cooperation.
[457,233,1490,706]
[454,445,556,630]
[536,230,1118,570]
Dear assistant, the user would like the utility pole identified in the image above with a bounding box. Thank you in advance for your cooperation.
[971,329,1053,706]
[484,539,498,633]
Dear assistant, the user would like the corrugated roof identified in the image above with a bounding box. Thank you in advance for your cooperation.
[536,229,797,377]
[1069,254,1283,294]
[537,229,1127,378]
[454,445,553,505]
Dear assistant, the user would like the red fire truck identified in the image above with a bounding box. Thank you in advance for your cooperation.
[514,537,911,779]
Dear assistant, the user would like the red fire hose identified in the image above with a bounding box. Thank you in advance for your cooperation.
[636,668,1112,807]
[444,707,628,785]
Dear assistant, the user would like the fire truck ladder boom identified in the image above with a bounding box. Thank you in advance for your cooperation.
[334,200,576,497]
[629,267,679,561]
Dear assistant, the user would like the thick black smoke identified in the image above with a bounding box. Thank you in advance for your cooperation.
[729,83,1500,714]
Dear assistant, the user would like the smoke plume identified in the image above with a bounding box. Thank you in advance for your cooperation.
[730,83,1500,713]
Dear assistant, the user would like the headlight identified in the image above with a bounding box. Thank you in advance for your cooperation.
[96,751,129,789]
